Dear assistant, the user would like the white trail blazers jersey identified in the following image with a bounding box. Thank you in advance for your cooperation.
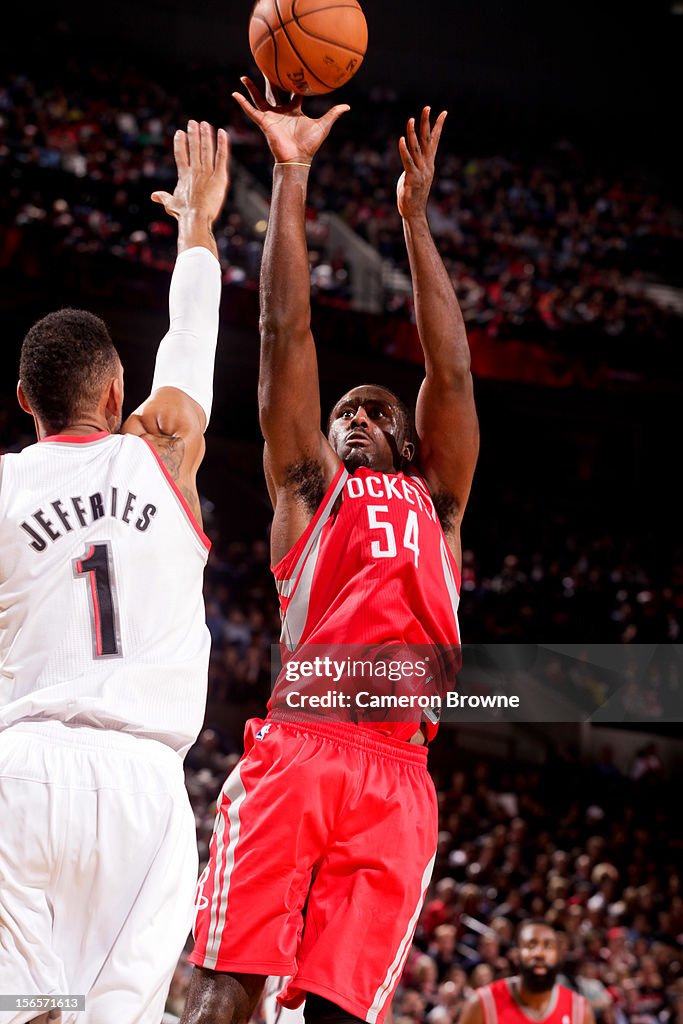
[0,430,210,756]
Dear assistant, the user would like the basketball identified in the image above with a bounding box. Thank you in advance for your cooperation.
[249,0,368,96]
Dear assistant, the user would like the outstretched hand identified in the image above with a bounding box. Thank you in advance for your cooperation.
[151,120,230,224]
[397,106,447,220]
[232,76,349,165]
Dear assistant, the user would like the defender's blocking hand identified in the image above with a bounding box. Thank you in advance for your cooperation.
[151,120,230,224]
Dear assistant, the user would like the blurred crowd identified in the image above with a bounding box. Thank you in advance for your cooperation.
[307,91,681,348]
[0,65,351,303]
[1,61,681,353]
[165,731,683,1022]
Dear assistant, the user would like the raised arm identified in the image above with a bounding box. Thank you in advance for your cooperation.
[260,159,325,492]
[232,79,347,512]
[122,120,229,524]
[399,108,479,541]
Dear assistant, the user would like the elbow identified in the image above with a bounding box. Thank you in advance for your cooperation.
[259,315,311,348]
[451,353,472,380]
[427,357,472,389]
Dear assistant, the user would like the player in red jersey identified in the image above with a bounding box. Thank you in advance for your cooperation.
[460,922,595,1024]
[181,80,479,1024]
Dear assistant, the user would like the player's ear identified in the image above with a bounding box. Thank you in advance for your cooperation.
[104,375,124,429]
[17,381,32,415]
[402,440,415,462]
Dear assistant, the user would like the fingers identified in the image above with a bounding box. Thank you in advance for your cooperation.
[319,103,350,134]
[241,75,270,111]
[239,75,301,114]
[232,89,265,126]
[215,127,230,173]
[200,120,215,168]
[263,75,277,106]
[417,106,447,156]
[270,84,302,113]
[419,105,431,151]
[151,190,172,206]
[173,129,189,174]
[406,116,423,166]
[282,92,305,114]
[406,106,448,164]
[431,110,448,154]
[398,134,417,173]
[187,119,201,166]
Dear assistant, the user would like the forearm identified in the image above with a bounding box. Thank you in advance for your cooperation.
[150,246,222,426]
[403,213,470,378]
[177,210,219,260]
[260,163,312,338]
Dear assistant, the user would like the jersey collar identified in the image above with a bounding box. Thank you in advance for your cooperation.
[39,431,111,444]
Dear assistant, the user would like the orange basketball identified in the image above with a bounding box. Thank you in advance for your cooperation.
[249,0,368,96]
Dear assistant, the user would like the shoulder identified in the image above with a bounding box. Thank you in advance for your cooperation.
[561,985,591,1024]
[460,989,488,1024]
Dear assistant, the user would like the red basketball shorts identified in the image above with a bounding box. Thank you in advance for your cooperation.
[190,718,438,1024]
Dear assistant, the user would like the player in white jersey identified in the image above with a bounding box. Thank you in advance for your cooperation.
[0,121,229,1023]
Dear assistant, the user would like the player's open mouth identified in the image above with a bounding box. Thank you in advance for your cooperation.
[346,433,370,445]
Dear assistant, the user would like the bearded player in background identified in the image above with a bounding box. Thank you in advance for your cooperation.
[460,922,595,1024]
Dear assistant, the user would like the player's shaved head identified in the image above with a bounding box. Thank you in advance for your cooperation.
[19,309,121,434]
[328,385,412,435]
[327,384,415,473]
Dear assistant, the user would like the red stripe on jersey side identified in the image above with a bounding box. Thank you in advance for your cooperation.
[272,462,346,578]
[141,438,211,551]
[39,431,110,444]
[443,539,462,591]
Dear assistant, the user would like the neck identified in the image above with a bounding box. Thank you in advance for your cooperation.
[39,420,110,439]
[516,979,555,1013]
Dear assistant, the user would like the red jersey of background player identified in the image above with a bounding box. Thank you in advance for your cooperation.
[269,464,461,739]
[478,979,588,1024]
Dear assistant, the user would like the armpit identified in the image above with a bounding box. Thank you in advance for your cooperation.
[433,489,458,534]
[283,458,326,515]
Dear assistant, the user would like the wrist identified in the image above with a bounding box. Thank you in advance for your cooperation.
[274,160,312,169]
[402,210,429,225]
[177,211,218,258]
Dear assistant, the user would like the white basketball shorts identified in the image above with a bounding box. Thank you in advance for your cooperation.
[0,720,198,1024]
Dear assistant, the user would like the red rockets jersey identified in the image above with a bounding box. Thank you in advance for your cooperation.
[273,465,461,647]
[270,465,461,739]
[478,980,588,1024]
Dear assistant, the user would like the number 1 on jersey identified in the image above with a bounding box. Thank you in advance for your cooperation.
[73,542,122,658]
